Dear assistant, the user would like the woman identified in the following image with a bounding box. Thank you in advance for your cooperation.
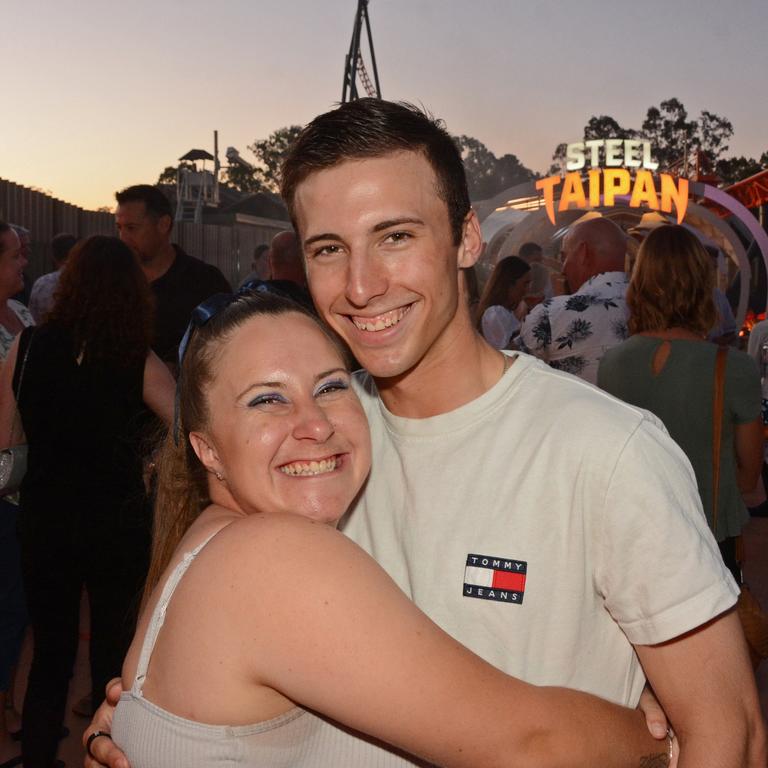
[0,223,32,358]
[0,221,32,762]
[598,225,763,581]
[104,291,673,767]
[0,236,176,768]
[476,256,531,348]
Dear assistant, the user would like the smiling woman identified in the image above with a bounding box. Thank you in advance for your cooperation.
[0,222,33,763]
[85,289,679,768]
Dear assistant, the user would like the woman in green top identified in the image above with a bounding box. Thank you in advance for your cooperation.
[598,224,763,581]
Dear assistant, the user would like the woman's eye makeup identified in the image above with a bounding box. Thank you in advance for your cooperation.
[245,376,349,407]
[247,392,288,408]
[315,378,349,396]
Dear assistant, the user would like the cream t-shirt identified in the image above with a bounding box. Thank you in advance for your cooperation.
[343,353,737,706]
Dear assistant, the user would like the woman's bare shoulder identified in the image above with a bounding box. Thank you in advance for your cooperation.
[201,511,356,569]
[182,510,387,608]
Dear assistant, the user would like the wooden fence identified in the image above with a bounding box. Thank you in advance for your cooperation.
[0,178,287,287]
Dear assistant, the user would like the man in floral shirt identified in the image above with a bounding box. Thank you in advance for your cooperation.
[519,217,629,384]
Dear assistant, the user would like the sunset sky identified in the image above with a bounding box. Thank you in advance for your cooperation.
[4,0,767,211]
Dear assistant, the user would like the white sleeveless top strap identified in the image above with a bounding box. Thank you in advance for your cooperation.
[132,530,220,696]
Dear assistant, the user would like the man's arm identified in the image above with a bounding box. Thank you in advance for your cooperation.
[734,417,764,493]
[636,609,766,767]
[598,415,762,766]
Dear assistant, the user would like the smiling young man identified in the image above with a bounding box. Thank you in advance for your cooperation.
[279,99,765,767]
[86,101,765,767]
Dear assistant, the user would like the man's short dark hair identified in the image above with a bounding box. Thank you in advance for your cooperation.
[281,99,470,245]
[115,184,173,220]
[519,241,542,261]
[51,233,78,265]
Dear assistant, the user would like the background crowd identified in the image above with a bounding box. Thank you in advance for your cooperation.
[0,186,315,767]
[0,158,765,766]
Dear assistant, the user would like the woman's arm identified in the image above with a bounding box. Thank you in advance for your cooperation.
[0,335,22,448]
[142,351,176,426]
[733,417,763,493]
[216,514,670,768]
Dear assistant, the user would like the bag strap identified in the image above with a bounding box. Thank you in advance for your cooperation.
[9,327,34,446]
[12,326,34,400]
[711,344,728,537]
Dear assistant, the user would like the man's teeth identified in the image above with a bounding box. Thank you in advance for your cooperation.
[280,457,338,476]
[353,306,409,332]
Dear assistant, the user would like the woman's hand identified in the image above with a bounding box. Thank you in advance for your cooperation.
[83,678,129,768]
[638,684,669,740]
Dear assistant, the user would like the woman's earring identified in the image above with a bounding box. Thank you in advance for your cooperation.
[214,471,224,482]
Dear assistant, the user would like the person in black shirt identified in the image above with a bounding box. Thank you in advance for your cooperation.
[115,185,231,367]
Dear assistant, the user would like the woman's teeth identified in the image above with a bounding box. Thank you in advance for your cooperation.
[280,457,338,476]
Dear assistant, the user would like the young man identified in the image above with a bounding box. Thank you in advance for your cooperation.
[86,100,765,766]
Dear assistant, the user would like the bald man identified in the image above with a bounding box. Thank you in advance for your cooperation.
[243,230,315,313]
[520,217,629,384]
[268,230,306,285]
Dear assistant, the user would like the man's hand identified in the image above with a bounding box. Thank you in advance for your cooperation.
[83,678,129,768]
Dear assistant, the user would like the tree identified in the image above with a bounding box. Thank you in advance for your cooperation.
[715,153,768,186]
[549,115,637,174]
[223,163,264,195]
[698,110,733,161]
[156,162,195,186]
[584,115,636,141]
[454,135,500,199]
[219,125,304,194]
[453,135,537,200]
[640,98,700,168]
[548,143,569,176]
[495,153,537,191]
[247,126,303,193]
[547,98,748,181]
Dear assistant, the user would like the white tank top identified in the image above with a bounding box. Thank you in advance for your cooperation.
[111,532,429,767]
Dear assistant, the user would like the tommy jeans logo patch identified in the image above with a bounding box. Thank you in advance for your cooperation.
[463,553,527,604]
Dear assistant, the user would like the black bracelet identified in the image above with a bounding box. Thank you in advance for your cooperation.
[86,730,112,760]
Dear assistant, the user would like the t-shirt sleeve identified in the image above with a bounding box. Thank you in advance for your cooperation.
[727,350,761,424]
[481,306,518,349]
[28,282,42,322]
[597,416,738,646]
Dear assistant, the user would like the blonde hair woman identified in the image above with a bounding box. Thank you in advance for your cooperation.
[599,224,763,582]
